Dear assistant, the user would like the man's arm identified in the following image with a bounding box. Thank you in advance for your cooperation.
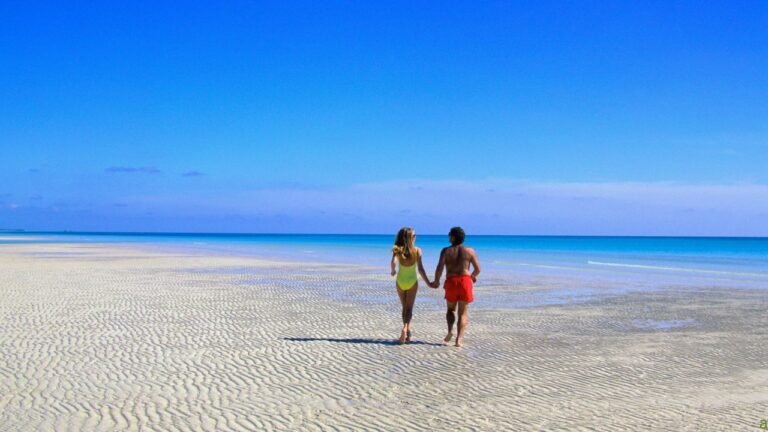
[469,248,481,282]
[433,248,446,287]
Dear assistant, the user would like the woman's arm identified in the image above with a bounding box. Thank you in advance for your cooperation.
[416,248,433,287]
[391,252,398,276]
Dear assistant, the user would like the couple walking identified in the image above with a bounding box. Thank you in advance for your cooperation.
[390,226,481,347]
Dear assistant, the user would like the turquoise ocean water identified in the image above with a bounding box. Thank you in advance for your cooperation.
[3,232,767,291]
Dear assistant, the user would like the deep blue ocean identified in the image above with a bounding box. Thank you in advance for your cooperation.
[3,232,767,290]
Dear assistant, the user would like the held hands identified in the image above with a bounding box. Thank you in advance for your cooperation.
[429,280,440,289]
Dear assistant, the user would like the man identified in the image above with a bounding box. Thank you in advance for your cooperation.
[430,226,480,347]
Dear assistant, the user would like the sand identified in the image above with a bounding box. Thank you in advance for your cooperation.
[0,242,767,431]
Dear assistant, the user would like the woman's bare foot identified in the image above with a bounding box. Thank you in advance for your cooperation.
[399,329,407,345]
[455,337,463,347]
[443,332,453,344]
[406,330,412,342]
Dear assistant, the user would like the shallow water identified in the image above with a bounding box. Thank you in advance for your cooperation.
[4,232,767,299]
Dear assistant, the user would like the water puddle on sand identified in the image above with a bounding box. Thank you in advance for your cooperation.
[22,251,94,257]
[630,319,697,330]
[473,283,664,309]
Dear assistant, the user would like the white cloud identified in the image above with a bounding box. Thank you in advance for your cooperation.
[98,180,768,235]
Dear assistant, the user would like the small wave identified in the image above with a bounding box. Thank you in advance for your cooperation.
[587,261,768,278]
[493,261,583,271]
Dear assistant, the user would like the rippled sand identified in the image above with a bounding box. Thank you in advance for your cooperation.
[1,242,766,431]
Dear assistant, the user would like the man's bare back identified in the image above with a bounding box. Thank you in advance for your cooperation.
[440,245,480,281]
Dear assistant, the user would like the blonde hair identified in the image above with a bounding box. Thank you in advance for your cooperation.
[392,227,416,260]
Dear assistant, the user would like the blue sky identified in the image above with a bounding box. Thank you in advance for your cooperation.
[2,1,767,235]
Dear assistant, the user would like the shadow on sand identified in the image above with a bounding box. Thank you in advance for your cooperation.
[282,337,444,347]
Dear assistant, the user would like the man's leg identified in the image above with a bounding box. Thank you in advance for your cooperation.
[455,301,469,347]
[444,301,457,343]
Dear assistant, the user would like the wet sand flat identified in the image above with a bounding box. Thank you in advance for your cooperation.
[0,242,767,431]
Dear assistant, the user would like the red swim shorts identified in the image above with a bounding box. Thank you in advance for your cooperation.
[444,275,474,303]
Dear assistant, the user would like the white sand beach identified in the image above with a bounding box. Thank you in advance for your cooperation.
[1,242,767,431]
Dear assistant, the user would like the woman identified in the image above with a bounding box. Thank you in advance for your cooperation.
[390,227,434,344]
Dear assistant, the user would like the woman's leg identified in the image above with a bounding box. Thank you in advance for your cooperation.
[396,286,408,344]
[403,284,418,341]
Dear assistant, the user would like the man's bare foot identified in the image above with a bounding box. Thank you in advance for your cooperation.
[443,332,453,344]
[406,330,412,342]
[455,337,463,347]
[399,329,407,345]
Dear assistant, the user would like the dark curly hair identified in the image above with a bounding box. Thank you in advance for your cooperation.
[449,226,465,245]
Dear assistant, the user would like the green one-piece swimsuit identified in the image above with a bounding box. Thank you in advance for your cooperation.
[396,260,418,291]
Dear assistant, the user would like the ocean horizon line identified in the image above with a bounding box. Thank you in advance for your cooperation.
[6,230,768,240]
